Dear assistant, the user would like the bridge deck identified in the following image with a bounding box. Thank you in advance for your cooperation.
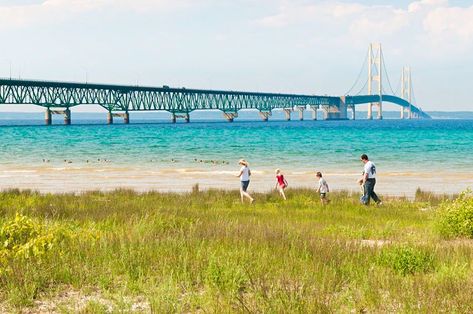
[0,78,430,120]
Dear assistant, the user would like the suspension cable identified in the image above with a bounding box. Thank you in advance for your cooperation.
[380,49,396,95]
[345,49,369,95]
[393,73,402,96]
[355,78,369,96]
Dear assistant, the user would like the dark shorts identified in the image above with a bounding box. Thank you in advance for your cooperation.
[241,180,250,192]
[320,193,326,199]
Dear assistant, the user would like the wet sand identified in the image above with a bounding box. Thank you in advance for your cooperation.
[0,164,471,197]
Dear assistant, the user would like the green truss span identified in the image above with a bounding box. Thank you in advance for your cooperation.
[0,78,430,119]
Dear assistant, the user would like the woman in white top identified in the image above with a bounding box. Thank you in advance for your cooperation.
[236,159,254,204]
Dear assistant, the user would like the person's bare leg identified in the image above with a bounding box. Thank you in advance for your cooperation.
[321,195,329,206]
[279,187,287,200]
[240,189,245,203]
[241,191,254,203]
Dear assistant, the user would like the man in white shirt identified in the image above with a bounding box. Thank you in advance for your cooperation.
[360,154,382,205]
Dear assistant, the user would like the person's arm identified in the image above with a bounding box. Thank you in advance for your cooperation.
[362,165,369,184]
[284,179,288,186]
[236,170,243,178]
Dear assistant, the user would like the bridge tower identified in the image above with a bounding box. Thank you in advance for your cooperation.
[400,66,412,119]
[367,43,383,120]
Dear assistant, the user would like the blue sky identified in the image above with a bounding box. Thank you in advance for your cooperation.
[0,0,472,111]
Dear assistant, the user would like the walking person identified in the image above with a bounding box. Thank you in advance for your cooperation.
[360,154,382,205]
[275,169,288,200]
[236,159,254,204]
[316,172,330,205]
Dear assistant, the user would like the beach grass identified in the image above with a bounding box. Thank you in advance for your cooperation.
[0,188,472,313]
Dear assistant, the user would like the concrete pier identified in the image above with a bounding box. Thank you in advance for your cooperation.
[107,111,113,124]
[49,109,71,125]
[172,113,190,123]
[377,103,383,120]
[259,111,271,122]
[111,112,129,124]
[45,108,52,125]
[309,106,318,120]
[296,106,305,121]
[223,112,238,122]
[64,108,71,125]
[351,106,356,120]
[324,97,349,120]
[400,107,405,119]
[367,103,373,119]
[283,108,292,121]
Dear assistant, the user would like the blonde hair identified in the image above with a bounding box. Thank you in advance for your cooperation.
[275,168,281,174]
[239,159,248,166]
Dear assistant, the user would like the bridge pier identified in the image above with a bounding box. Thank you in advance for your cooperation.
[172,113,190,123]
[223,112,238,122]
[295,106,305,121]
[283,108,292,121]
[323,97,349,120]
[111,112,129,124]
[323,106,340,120]
[309,106,318,120]
[64,108,71,125]
[400,107,405,119]
[259,111,271,122]
[351,105,356,120]
[377,103,383,120]
[107,111,113,124]
[45,108,52,125]
[367,103,373,120]
[49,108,71,125]
[367,103,382,120]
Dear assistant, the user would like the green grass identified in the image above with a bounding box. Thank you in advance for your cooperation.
[0,188,472,313]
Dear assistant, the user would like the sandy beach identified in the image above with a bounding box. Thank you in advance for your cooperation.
[0,164,471,197]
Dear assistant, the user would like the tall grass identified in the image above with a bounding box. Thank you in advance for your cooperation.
[0,188,472,312]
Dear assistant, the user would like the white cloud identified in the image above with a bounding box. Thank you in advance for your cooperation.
[407,0,447,13]
[256,0,473,56]
[423,5,473,42]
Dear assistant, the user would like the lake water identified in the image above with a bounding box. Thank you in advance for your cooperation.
[0,111,471,196]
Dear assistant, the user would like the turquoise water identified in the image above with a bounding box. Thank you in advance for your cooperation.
[0,115,472,175]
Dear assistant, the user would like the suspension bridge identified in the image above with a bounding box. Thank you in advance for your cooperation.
[0,43,430,125]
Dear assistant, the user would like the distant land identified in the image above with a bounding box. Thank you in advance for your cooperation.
[0,110,471,125]
[426,111,473,119]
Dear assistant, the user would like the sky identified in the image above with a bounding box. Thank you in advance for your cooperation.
[0,0,472,111]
